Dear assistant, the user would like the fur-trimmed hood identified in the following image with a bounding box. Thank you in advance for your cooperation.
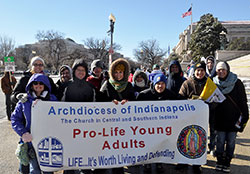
[109,58,130,81]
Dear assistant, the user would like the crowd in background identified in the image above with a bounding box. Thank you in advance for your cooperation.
[0,55,249,174]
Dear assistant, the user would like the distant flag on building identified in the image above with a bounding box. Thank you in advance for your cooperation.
[199,77,226,103]
[182,7,192,18]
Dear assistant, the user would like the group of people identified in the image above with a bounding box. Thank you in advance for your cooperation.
[1,54,249,174]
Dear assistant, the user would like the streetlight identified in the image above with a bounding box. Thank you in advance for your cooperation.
[108,13,116,67]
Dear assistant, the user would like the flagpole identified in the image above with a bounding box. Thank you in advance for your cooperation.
[190,3,193,34]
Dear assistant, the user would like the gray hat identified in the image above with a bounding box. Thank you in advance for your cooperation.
[91,59,104,72]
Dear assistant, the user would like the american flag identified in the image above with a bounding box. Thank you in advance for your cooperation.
[182,7,192,18]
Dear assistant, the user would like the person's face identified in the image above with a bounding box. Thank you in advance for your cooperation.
[93,67,102,78]
[207,60,214,70]
[171,64,179,74]
[217,69,228,79]
[75,66,86,80]
[136,75,143,82]
[61,69,71,82]
[194,68,206,79]
[32,81,45,95]
[114,70,124,81]
[154,81,166,93]
[32,60,44,73]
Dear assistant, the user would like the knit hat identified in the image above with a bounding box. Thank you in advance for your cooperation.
[114,64,125,72]
[91,59,104,72]
[216,62,228,71]
[153,74,167,86]
[152,64,160,70]
[30,56,45,66]
[194,62,206,71]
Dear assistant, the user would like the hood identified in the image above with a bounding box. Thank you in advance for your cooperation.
[168,60,183,76]
[91,59,104,72]
[132,70,148,84]
[72,58,88,79]
[205,56,217,76]
[25,73,51,93]
[109,58,130,82]
[59,65,72,81]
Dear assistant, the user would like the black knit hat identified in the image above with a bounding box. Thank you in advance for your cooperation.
[194,61,206,71]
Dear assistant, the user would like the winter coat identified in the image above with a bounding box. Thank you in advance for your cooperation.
[56,80,71,101]
[11,74,57,137]
[214,78,249,132]
[1,72,17,94]
[86,73,104,92]
[99,58,135,102]
[63,59,95,102]
[179,76,207,99]
[100,80,135,102]
[11,70,57,103]
[166,60,186,95]
[137,83,176,101]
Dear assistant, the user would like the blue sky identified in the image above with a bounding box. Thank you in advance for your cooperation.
[0,0,249,59]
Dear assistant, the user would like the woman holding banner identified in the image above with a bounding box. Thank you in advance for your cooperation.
[99,58,135,174]
[11,73,57,174]
[213,62,249,173]
[178,61,207,174]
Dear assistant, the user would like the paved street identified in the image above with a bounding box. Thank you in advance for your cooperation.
[0,76,250,174]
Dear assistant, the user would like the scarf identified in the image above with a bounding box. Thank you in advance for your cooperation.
[135,79,145,88]
[109,78,128,93]
[213,72,238,94]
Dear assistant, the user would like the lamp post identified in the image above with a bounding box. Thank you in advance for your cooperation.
[108,13,116,67]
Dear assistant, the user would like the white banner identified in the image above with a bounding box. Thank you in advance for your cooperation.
[31,100,209,172]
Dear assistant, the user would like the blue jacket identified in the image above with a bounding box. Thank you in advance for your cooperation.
[11,74,57,137]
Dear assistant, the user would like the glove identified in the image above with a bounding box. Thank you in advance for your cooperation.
[15,143,29,166]
[22,132,32,143]
[17,93,28,103]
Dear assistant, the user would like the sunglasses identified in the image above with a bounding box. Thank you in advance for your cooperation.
[33,64,43,67]
[33,81,44,85]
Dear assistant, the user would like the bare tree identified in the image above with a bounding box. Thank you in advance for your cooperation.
[35,30,67,71]
[15,45,32,70]
[0,36,15,59]
[83,37,121,65]
[134,39,166,68]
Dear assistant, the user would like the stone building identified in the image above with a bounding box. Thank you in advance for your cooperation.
[174,21,250,57]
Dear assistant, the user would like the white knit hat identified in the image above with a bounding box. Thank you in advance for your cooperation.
[216,62,228,71]
[30,56,45,66]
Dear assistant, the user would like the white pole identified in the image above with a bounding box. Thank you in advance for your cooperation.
[190,3,193,34]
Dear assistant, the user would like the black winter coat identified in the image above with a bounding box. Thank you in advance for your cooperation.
[63,78,95,102]
[99,80,135,102]
[214,79,249,132]
[137,84,176,101]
